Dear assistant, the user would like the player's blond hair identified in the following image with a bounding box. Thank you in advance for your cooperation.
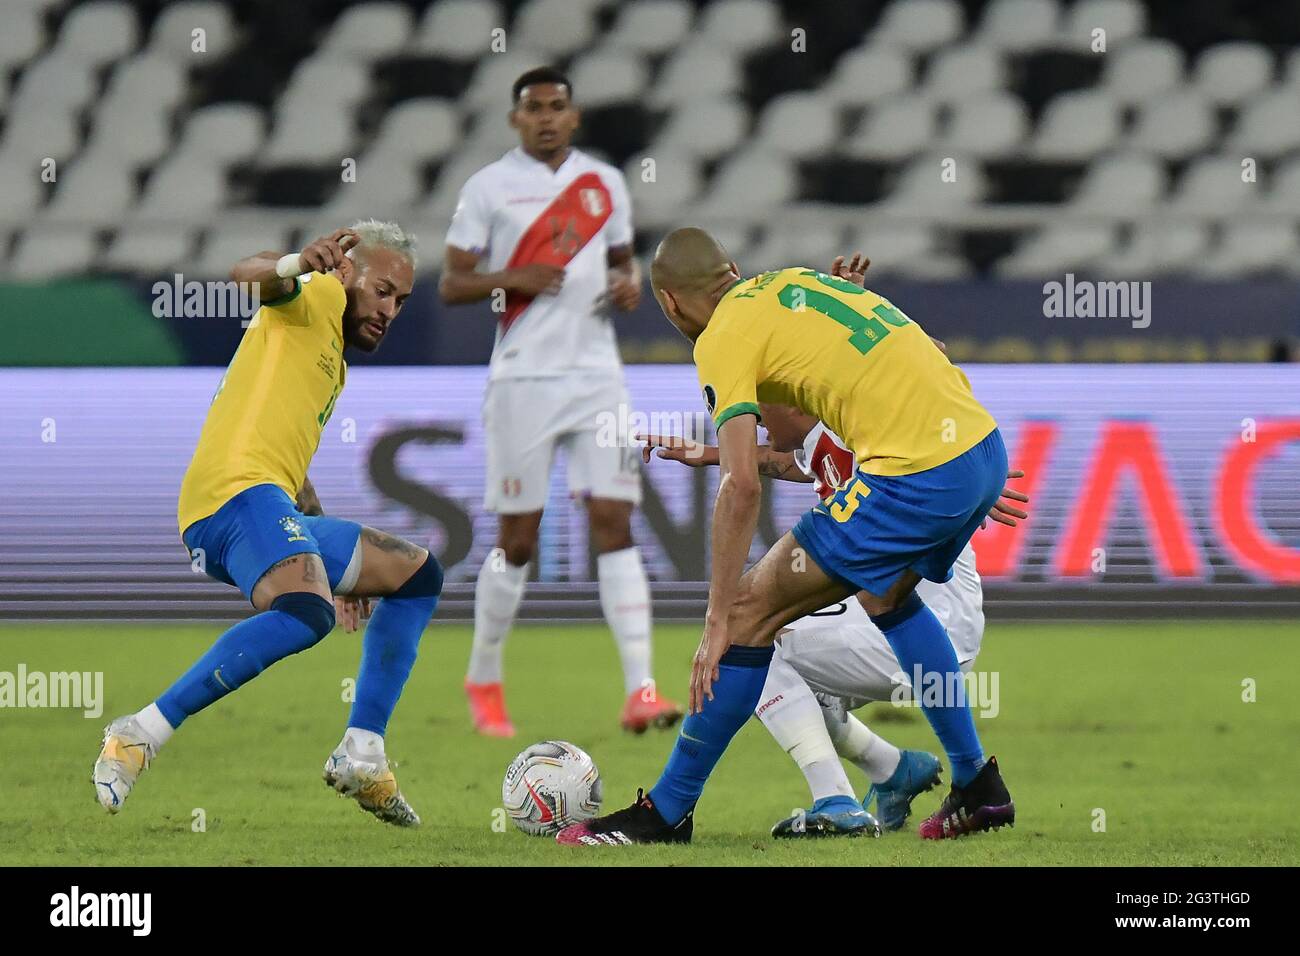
[349,218,418,271]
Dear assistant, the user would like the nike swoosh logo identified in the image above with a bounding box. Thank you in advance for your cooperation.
[523,776,553,823]
[680,732,708,745]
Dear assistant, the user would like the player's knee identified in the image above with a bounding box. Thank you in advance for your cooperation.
[392,552,444,599]
[588,502,633,551]
[867,590,924,629]
[271,591,335,641]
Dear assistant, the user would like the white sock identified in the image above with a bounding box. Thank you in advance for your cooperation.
[133,702,174,749]
[757,650,855,802]
[824,709,902,784]
[467,548,527,684]
[597,546,653,695]
[342,726,385,760]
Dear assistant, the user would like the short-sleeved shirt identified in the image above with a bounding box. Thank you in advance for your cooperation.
[694,267,997,477]
[177,272,347,534]
[445,147,634,380]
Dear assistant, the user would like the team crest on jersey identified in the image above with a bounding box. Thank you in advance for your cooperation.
[579,188,606,217]
[279,516,308,543]
[702,384,717,415]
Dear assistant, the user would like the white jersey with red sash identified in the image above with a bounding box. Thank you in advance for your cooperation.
[445,147,634,381]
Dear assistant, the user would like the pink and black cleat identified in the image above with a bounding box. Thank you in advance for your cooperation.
[556,789,693,847]
[918,755,1015,840]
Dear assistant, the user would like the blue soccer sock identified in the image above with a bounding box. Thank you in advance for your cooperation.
[873,592,984,787]
[156,592,335,729]
[348,554,442,736]
[648,644,774,826]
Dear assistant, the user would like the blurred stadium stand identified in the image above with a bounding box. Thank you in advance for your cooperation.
[0,0,1297,280]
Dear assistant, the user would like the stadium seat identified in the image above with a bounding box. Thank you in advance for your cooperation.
[135,159,229,223]
[1268,157,1300,214]
[1059,0,1146,51]
[1228,90,1300,159]
[995,223,1115,276]
[1128,92,1215,160]
[845,222,971,278]
[1095,221,1212,276]
[98,55,188,119]
[1200,221,1299,277]
[514,0,601,57]
[263,101,357,166]
[623,153,703,226]
[147,0,236,61]
[568,51,651,109]
[82,109,172,170]
[371,99,461,164]
[49,1,139,69]
[650,42,742,108]
[843,95,937,161]
[0,3,46,74]
[746,215,849,274]
[699,153,796,213]
[1029,90,1122,160]
[921,45,1008,101]
[0,156,47,223]
[0,109,82,165]
[871,0,965,54]
[103,225,199,275]
[321,2,413,61]
[1100,39,1185,104]
[1168,155,1262,215]
[884,154,989,211]
[1067,153,1167,215]
[696,0,782,54]
[1194,41,1274,106]
[9,225,101,279]
[412,0,503,59]
[193,224,293,279]
[939,92,1029,158]
[8,53,98,116]
[821,45,913,107]
[754,93,839,158]
[975,0,1062,53]
[650,97,750,162]
[174,104,267,165]
[460,47,550,111]
[604,0,695,55]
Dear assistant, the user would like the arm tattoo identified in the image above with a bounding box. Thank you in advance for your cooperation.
[756,448,811,482]
[361,527,423,561]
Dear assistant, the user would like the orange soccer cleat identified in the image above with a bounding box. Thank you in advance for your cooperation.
[620,688,684,734]
[465,680,516,737]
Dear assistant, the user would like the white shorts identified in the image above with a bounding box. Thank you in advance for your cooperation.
[482,374,643,514]
[776,546,985,709]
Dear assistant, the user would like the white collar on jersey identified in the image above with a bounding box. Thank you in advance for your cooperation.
[509,145,580,176]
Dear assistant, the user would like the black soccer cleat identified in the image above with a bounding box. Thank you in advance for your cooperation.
[918,755,1015,840]
[555,789,693,846]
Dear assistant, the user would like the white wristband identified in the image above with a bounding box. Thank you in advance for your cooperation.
[275,253,305,278]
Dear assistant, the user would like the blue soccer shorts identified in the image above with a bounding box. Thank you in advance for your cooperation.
[792,428,1008,597]
[181,483,363,602]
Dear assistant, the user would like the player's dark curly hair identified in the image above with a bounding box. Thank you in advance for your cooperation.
[512,67,572,104]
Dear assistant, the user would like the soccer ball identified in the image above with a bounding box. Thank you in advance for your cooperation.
[502,740,602,836]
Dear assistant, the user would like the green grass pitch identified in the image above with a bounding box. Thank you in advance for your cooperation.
[2,620,1296,866]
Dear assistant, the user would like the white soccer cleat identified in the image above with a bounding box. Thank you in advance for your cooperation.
[92,716,158,814]
[322,743,421,827]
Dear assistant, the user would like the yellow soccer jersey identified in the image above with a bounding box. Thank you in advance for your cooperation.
[177,272,348,534]
[694,267,996,477]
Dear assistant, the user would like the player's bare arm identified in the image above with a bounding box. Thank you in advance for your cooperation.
[639,432,810,482]
[607,245,642,312]
[438,245,564,304]
[231,229,359,302]
[691,413,762,713]
[295,476,323,516]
